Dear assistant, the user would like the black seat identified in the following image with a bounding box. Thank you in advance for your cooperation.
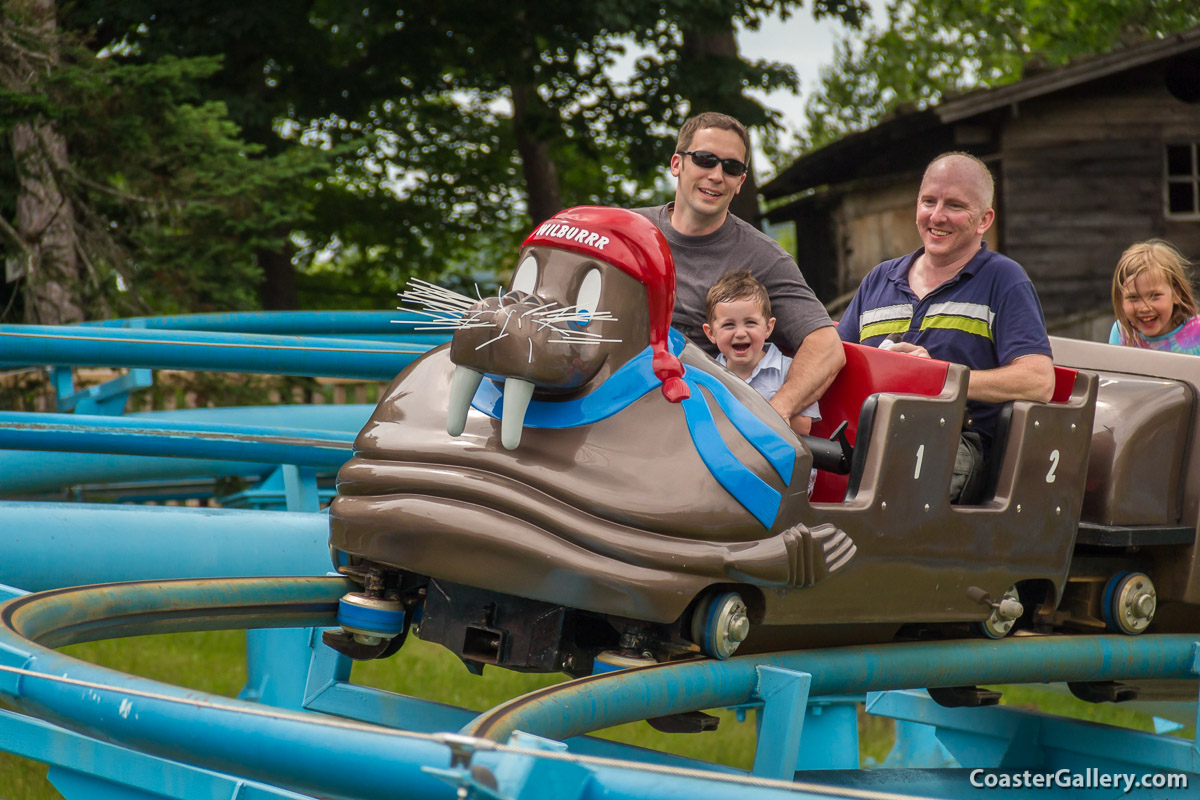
[975,402,1014,504]
[844,394,879,501]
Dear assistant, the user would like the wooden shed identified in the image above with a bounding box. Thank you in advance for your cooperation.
[761,27,1200,338]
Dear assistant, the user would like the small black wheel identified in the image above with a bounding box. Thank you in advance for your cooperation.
[320,627,406,660]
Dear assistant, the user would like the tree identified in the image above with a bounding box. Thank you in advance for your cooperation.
[1,0,85,324]
[0,12,331,321]
[801,0,1200,152]
[62,1,557,307]
[75,1,868,239]
[665,0,870,220]
[6,1,867,320]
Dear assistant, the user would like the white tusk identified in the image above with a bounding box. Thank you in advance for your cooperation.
[500,378,535,450]
[447,366,484,437]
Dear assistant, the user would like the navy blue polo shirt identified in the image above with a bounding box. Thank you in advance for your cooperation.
[838,244,1052,450]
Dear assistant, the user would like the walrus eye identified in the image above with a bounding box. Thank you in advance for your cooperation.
[575,268,602,326]
[511,255,538,294]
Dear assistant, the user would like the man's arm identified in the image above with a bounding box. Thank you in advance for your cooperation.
[886,344,1055,404]
[966,353,1055,404]
[769,325,845,420]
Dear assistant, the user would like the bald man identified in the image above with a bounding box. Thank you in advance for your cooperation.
[837,152,1054,503]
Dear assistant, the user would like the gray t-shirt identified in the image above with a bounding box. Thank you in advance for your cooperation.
[635,204,832,357]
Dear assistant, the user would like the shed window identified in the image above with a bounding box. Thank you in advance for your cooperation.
[1165,143,1199,218]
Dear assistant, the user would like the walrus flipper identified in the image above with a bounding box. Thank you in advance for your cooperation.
[788,522,857,587]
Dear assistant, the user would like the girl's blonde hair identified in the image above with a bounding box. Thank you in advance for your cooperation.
[1112,239,1198,342]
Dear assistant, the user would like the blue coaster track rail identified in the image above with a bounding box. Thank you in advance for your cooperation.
[0,313,1195,800]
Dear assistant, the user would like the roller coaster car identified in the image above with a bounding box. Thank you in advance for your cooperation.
[326,207,1200,675]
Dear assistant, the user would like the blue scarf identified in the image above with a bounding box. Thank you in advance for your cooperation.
[470,329,795,527]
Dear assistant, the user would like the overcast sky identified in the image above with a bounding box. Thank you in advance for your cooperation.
[737,7,878,141]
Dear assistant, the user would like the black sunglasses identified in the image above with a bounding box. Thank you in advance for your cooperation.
[677,150,748,177]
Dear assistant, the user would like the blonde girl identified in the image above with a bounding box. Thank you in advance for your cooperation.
[1110,239,1200,354]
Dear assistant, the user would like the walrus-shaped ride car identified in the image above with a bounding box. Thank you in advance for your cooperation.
[326,206,1200,677]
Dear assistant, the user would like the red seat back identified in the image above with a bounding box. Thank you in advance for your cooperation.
[1051,366,1078,403]
[809,343,950,502]
[809,345,1080,502]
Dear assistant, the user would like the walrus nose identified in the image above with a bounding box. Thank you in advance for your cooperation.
[501,290,542,306]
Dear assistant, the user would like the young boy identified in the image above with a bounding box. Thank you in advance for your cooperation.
[702,270,821,437]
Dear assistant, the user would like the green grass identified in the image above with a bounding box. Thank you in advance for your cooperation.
[1,630,247,800]
[990,683,1195,738]
[353,637,767,768]
[0,633,1188,799]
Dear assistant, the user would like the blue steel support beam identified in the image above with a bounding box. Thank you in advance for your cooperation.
[0,578,453,800]
[0,324,431,379]
[791,695,862,771]
[266,629,747,774]
[0,450,290,496]
[0,578,836,800]
[866,688,1200,776]
[0,411,354,468]
[0,502,331,592]
[3,577,1197,800]
[462,636,1200,746]
[0,405,373,496]
[54,367,154,414]
[751,666,811,779]
[84,309,445,337]
[0,709,319,800]
[121,404,374,430]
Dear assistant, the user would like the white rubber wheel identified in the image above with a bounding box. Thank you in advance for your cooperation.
[974,585,1021,639]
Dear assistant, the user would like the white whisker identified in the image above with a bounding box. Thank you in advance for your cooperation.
[414,321,494,331]
[409,277,475,297]
[525,303,565,318]
[397,298,472,316]
[541,308,616,322]
[411,316,488,326]
[398,308,469,321]
[548,338,622,344]
[397,279,515,335]
[528,339,533,363]
[522,302,556,319]
[536,304,579,318]
[400,279,476,309]
[552,328,610,339]
[397,296,472,314]
[475,332,509,350]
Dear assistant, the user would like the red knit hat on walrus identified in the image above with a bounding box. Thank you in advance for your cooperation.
[521,206,690,402]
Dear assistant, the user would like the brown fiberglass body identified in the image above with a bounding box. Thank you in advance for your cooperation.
[328,206,1200,676]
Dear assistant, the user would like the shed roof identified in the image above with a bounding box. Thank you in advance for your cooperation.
[761,26,1200,202]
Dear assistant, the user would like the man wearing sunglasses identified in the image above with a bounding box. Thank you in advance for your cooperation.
[636,112,844,429]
